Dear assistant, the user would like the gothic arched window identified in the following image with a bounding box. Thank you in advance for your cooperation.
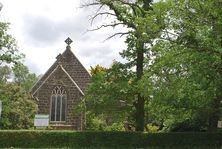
[50,86,67,122]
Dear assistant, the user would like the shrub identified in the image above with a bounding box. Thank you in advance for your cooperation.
[0,83,37,129]
[146,124,159,133]
[104,122,125,131]
[0,130,222,148]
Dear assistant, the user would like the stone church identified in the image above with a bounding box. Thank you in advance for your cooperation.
[31,38,91,130]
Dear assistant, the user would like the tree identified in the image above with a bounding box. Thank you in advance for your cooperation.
[139,0,222,131]
[140,43,215,131]
[0,83,37,129]
[86,62,135,130]
[0,20,38,129]
[0,63,38,129]
[84,0,168,131]
[163,0,222,131]
[85,0,222,132]
[12,63,38,91]
[0,65,11,84]
[0,22,22,65]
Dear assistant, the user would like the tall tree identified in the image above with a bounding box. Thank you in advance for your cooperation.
[0,19,37,129]
[85,0,222,132]
[139,0,222,131]
[84,0,167,131]
[165,0,222,131]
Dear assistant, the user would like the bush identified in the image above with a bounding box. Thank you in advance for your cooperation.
[0,130,222,148]
[0,83,37,129]
[146,124,159,133]
[104,122,125,131]
[169,119,207,132]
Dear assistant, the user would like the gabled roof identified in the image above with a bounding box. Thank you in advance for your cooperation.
[31,45,91,95]
[32,64,85,96]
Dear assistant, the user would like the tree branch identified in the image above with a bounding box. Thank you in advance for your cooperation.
[87,22,125,31]
[103,32,130,42]
[89,12,116,25]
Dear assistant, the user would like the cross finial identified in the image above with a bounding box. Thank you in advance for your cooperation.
[65,37,73,46]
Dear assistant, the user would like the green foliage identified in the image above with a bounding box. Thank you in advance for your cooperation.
[86,0,222,132]
[105,122,125,131]
[86,112,125,131]
[168,118,206,132]
[86,113,106,131]
[0,22,22,64]
[136,0,222,131]
[0,62,38,91]
[0,65,11,84]
[146,124,159,133]
[85,0,171,131]
[0,83,37,129]
[12,63,38,91]
[0,130,222,148]
[0,21,38,129]
[89,64,107,75]
[86,62,135,123]
[0,63,38,129]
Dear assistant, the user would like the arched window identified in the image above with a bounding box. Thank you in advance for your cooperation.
[50,86,67,122]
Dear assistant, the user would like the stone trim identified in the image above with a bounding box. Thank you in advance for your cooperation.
[32,64,84,96]
[32,65,60,96]
[30,60,58,94]
[59,65,84,95]
[31,48,90,94]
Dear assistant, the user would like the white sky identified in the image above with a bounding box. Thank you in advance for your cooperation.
[0,0,126,74]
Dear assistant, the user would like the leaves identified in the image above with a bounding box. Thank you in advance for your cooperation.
[85,0,222,132]
[0,22,22,65]
[86,62,135,118]
[0,83,37,129]
[12,63,38,91]
[0,17,40,130]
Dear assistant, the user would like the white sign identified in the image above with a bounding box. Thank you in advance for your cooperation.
[34,114,49,128]
[0,100,2,118]
[218,121,222,128]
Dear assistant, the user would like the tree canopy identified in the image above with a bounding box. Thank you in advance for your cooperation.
[0,21,38,129]
[84,0,222,132]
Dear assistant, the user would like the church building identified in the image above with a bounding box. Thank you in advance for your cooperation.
[31,38,91,130]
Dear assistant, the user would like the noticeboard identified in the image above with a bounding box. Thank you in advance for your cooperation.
[218,121,222,128]
[34,114,49,127]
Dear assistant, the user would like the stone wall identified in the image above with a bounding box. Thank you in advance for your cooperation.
[35,66,83,130]
[31,46,91,130]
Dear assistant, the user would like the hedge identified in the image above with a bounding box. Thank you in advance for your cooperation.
[0,130,221,148]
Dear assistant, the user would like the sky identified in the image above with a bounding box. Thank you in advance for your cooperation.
[0,0,127,75]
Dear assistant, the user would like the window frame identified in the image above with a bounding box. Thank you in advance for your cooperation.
[50,86,67,123]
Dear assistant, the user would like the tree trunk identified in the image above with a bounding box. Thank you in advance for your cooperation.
[135,93,145,131]
[135,40,145,131]
[134,0,153,132]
